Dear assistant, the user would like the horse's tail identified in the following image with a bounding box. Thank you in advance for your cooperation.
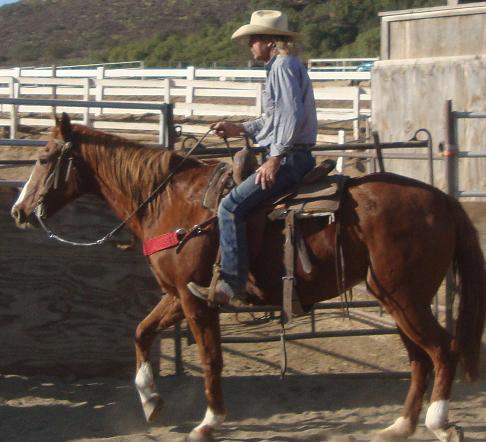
[453,200,486,382]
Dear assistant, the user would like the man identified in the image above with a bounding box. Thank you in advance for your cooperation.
[188,10,317,306]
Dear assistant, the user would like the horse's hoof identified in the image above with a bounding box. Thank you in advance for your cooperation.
[438,424,464,442]
[143,394,163,423]
[186,427,214,442]
[373,417,413,441]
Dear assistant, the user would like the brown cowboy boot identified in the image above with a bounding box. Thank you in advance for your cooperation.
[187,279,249,307]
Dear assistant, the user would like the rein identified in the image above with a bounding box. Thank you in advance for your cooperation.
[35,128,214,247]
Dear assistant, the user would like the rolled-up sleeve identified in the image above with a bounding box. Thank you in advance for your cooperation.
[242,117,264,139]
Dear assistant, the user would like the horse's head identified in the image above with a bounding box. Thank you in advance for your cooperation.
[11,113,84,228]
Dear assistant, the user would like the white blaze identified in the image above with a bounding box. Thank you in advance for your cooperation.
[12,171,34,215]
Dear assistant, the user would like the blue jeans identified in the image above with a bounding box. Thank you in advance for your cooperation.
[218,150,315,290]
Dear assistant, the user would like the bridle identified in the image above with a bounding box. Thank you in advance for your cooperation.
[34,128,214,247]
[35,139,75,219]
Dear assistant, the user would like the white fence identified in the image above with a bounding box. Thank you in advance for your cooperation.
[0,66,371,141]
[0,65,371,82]
[308,57,378,71]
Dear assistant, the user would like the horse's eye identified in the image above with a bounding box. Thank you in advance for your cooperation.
[39,158,48,165]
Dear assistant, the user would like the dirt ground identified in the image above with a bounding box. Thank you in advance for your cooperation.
[0,138,485,441]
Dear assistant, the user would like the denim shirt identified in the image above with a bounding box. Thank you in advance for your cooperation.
[243,55,317,157]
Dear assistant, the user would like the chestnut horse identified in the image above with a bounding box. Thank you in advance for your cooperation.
[11,114,485,442]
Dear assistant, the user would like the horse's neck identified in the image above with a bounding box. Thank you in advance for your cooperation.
[80,140,174,233]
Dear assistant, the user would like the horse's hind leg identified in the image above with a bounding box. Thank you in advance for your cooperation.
[376,297,461,442]
[377,329,433,441]
[134,293,184,422]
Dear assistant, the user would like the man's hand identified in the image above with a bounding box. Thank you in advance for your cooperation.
[255,156,282,190]
[210,121,245,138]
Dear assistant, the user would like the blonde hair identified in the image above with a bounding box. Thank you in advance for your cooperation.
[272,37,301,57]
[251,34,301,57]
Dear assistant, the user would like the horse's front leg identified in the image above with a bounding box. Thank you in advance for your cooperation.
[134,293,184,422]
[180,289,226,442]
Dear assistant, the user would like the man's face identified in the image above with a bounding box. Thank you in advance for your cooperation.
[248,35,274,62]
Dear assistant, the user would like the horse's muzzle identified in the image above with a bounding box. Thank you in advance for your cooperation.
[11,205,39,229]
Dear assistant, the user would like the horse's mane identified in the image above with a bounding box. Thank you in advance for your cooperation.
[72,124,202,214]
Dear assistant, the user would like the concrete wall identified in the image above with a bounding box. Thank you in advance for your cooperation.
[372,55,486,192]
[372,4,486,194]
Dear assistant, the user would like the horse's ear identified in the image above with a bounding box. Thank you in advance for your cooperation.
[59,112,72,140]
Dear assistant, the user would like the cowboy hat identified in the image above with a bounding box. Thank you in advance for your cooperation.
[231,10,299,41]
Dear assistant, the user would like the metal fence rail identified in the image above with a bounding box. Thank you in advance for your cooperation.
[443,100,486,330]
[0,98,172,146]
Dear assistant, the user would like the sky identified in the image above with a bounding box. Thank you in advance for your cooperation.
[0,0,18,6]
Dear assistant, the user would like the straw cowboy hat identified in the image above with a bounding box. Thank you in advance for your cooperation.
[231,10,300,40]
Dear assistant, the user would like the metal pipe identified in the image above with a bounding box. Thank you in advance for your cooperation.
[220,328,397,344]
[0,139,46,146]
[372,131,385,172]
[453,111,486,119]
[220,300,380,314]
[0,160,35,165]
[444,100,457,333]
[455,191,486,198]
[0,97,170,111]
[174,322,183,376]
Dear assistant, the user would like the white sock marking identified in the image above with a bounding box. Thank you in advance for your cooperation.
[425,400,449,431]
[134,362,157,404]
[194,407,226,432]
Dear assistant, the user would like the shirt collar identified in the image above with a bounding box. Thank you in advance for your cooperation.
[264,56,277,73]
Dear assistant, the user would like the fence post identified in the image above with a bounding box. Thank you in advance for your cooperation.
[353,86,361,140]
[444,99,458,333]
[185,66,195,117]
[95,66,105,116]
[159,103,168,146]
[9,77,18,140]
[83,78,91,126]
[336,130,346,173]
[163,78,171,104]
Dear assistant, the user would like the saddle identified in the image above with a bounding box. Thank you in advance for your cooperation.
[201,150,348,323]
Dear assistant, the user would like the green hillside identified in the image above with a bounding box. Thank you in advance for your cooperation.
[1,0,444,67]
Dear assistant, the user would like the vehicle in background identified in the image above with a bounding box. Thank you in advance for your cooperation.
[356,61,376,72]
